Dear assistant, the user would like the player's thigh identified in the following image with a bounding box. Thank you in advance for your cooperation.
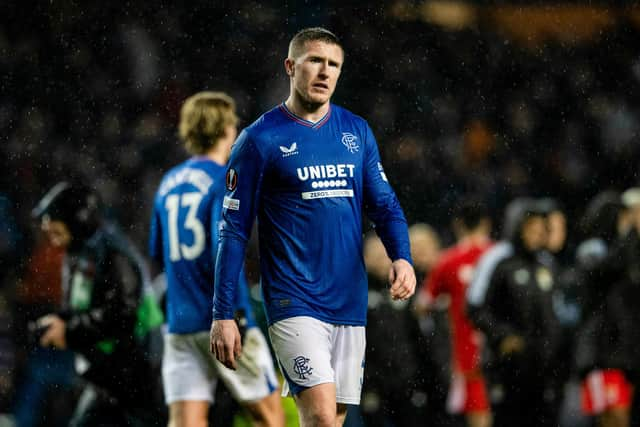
[242,389,285,427]
[162,332,217,405]
[215,327,280,403]
[292,385,348,427]
[295,382,339,427]
[168,401,209,427]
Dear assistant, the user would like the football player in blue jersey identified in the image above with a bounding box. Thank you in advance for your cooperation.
[149,92,284,427]
[210,28,416,427]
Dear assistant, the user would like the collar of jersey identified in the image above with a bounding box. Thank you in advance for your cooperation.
[189,156,225,167]
[279,102,331,129]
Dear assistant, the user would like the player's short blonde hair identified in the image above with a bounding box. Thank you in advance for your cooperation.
[178,91,238,155]
[288,27,343,59]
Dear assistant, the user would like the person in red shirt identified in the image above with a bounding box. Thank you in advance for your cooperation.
[415,198,493,427]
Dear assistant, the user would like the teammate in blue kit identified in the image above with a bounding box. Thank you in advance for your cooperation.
[149,92,284,427]
[210,28,417,427]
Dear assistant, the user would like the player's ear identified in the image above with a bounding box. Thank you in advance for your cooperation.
[284,58,295,77]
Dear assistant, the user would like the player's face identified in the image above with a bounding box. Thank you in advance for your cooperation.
[289,41,343,107]
[41,217,72,248]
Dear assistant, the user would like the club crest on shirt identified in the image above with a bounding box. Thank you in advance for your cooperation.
[341,132,359,153]
[226,168,237,191]
[293,356,313,380]
[279,142,299,157]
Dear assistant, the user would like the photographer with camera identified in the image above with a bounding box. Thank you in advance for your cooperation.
[32,182,160,426]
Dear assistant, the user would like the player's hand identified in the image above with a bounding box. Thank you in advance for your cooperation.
[38,314,67,349]
[499,334,525,356]
[210,319,242,370]
[388,258,416,301]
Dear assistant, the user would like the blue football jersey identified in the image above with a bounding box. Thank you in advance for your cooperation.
[149,157,254,334]
[214,103,411,326]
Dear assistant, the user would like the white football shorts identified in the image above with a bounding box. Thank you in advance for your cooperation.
[268,316,366,405]
[162,327,278,404]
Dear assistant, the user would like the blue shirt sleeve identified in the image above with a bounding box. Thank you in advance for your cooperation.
[148,201,163,266]
[213,130,267,320]
[210,184,224,261]
[362,124,412,263]
[212,178,256,326]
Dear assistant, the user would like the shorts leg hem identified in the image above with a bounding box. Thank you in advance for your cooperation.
[336,396,361,405]
[164,395,214,405]
[285,379,335,397]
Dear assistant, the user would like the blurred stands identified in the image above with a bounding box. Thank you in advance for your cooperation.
[3,2,640,245]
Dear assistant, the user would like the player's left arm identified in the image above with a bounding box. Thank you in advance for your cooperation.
[362,124,416,300]
[212,130,266,369]
[211,191,255,337]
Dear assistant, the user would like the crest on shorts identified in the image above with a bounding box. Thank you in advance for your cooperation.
[293,356,313,380]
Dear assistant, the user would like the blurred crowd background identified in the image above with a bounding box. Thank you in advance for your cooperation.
[2,0,640,426]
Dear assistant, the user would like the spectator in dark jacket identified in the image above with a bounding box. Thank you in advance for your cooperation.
[467,197,560,427]
[618,187,640,427]
[574,191,633,427]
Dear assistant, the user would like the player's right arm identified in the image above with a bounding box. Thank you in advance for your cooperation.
[211,129,266,369]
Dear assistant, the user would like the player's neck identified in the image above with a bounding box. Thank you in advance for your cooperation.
[204,145,229,166]
[285,96,330,123]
